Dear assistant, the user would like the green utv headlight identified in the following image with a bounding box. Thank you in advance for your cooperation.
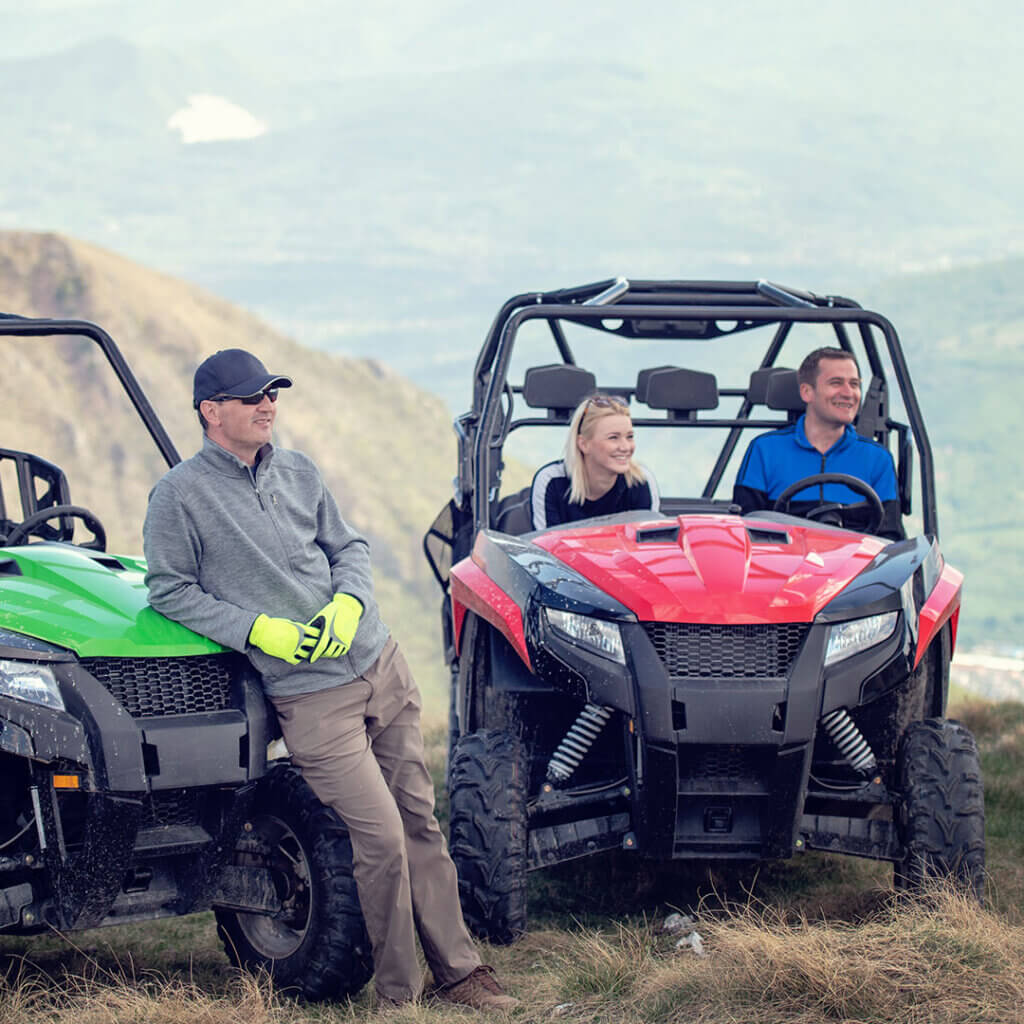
[824,612,899,667]
[0,659,65,711]
[545,608,626,664]
[0,627,67,655]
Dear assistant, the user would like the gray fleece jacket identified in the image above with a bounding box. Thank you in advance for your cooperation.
[143,435,389,697]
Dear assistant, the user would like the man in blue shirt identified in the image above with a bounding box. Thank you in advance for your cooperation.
[732,347,904,540]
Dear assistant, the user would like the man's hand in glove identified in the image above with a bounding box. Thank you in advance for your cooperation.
[248,613,321,664]
[307,593,363,662]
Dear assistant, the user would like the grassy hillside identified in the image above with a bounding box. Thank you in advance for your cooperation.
[0,230,455,707]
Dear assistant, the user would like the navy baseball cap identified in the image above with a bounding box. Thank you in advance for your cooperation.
[193,349,293,408]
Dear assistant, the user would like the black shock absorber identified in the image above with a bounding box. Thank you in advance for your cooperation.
[820,708,877,774]
[545,704,613,784]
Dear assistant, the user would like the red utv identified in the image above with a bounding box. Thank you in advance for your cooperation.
[424,279,982,943]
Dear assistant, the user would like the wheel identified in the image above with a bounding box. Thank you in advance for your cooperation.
[772,472,884,533]
[448,729,528,944]
[895,718,985,899]
[4,504,107,550]
[215,765,373,1001]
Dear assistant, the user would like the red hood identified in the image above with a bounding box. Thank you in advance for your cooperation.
[530,514,887,624]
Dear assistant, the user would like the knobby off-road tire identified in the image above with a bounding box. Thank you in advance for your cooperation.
[895,718,985,900]
[448,729,528,944]
[215,765,373,1001]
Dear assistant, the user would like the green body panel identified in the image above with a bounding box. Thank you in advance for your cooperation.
[0,544,225,657]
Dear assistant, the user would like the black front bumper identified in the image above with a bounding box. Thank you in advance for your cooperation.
[526,616,906,867]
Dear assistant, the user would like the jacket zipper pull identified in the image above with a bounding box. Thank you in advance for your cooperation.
[248,466,265,510]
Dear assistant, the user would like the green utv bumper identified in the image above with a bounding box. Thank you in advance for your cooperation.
[0,544,271,931]
[0,542,271,795]
[0,545,265,794]
[0,545,223,656]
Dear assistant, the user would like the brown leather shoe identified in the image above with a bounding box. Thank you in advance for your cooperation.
[437,965,519,1011]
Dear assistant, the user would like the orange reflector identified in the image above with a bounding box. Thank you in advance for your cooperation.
[52,775,80,790]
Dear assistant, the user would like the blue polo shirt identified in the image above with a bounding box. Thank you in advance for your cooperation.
[732,415,903,539]
[736,416,898,503]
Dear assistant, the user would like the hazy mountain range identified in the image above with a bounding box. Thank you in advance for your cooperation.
[2,2,1022,406]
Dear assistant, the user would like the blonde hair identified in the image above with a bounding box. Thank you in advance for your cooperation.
[563,394,646,504]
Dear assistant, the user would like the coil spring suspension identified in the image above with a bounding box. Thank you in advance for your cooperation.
[821,708,877,774]
[546,704,613,784]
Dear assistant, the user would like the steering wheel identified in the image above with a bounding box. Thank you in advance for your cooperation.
[772,473,885,534]
[4,505,107,551]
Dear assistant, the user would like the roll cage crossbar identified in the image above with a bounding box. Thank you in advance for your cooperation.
[457,279,936,537]
[0,315,181,468]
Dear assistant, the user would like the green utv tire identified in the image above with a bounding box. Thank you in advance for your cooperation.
[215,765,373,1001]
[448,729,528,944]
[895,718,986,900]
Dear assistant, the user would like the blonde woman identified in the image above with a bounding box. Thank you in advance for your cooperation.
[530,394,659,530]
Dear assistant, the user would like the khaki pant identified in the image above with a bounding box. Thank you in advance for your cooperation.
[270,638,480,1001]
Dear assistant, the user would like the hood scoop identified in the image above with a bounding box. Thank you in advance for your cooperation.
[88,554,133,572]
[0,557,23,576]
[637,525,680,543]
[745,526,790,544]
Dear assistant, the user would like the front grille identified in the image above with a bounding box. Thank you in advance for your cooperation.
[642,622,809,679]
[679,745,762,780]
[141,789,202,829]
[81,654,235,717]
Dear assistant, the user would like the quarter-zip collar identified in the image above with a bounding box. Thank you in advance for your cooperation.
[793,415,856,458]
[200,435,275,478]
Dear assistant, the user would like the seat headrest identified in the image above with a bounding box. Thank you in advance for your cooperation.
[747,367,795,405]
[764,369,804,412]
[522,364,597,413]
[635,365,677,404]
[642,367,718,418]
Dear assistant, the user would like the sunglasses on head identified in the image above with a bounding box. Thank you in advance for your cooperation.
[578,394,627,431]
[210,387,279,405]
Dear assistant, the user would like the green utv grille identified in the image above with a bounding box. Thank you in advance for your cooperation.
[642,622,809,680]
[80,654,234,716]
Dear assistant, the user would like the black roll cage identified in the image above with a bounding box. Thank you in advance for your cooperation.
[455,279,936,537]
[0,315,182,470]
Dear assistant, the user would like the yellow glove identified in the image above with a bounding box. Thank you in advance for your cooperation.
[248,614,321,664]
[307,593,363,663]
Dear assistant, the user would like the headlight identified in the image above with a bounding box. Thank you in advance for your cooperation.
[545,608,625,664]
[0,627,66,654]
[824,612,899,667]
[0,660,65,711]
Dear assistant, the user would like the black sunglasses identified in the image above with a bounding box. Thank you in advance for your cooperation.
[210,388,279,405]
[578,394,627,432]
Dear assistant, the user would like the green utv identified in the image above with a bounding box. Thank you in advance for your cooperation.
[0,316,371,1000]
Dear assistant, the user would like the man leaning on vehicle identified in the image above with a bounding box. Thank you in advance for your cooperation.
[732,347,905,540]
[142,348,517,1012]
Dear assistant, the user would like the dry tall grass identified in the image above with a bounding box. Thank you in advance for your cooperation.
[4,700,1023,1024]
[4,887,1023,1024]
